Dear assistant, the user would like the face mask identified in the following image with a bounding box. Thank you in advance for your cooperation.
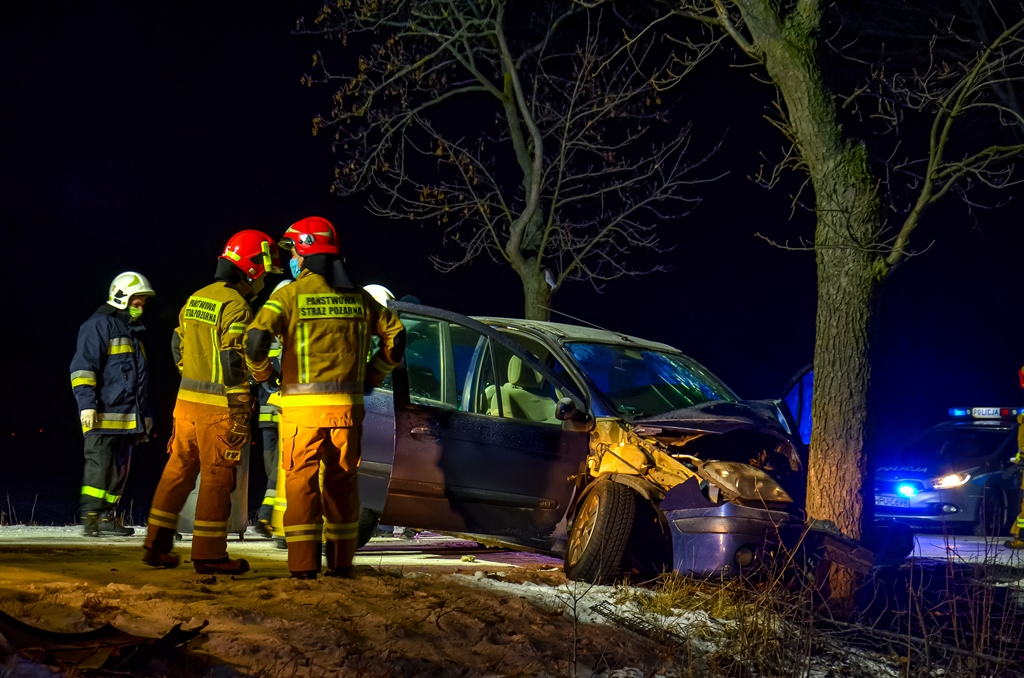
[289,258,302,279]
[128,307,144,320]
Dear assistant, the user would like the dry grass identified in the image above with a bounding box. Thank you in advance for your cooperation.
[601,530,1024,678]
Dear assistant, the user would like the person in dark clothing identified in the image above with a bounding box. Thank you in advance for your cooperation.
[70,271,156,537]
[252,280,290,538]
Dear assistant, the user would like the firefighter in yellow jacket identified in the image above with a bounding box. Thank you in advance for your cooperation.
[1006,405,1024,549]
[143,230,282,574]
[246,216,405,579]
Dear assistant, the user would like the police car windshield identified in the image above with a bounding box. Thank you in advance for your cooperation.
[565,342,736,418]
[901,427,1010,461]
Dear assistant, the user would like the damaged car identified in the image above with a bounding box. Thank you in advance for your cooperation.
[355,303,817,583]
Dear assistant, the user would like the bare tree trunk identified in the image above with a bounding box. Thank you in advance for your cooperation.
[809,204,879,608]
[520,266,553,321]
[733,0,883,611]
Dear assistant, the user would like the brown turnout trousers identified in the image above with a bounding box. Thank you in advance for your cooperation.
[144,402,241,561]
[281,419,361,573]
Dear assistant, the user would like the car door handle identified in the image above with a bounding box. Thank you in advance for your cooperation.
[410,427,439,439]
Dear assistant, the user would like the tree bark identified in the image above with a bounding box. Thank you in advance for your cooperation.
[733,0,883,609]
[520,264,553,321]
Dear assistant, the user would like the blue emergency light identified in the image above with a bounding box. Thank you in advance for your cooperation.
[948,407,1021,419]
[896,483,918,498]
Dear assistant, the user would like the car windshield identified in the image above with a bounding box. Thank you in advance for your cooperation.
[565,342,736,418]
[899,427,1012,461]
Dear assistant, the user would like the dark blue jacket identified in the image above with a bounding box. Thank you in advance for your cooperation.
[255,337,282,429]
[70,305,150,436]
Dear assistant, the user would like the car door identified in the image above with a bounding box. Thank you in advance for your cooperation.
[380,303,591,551]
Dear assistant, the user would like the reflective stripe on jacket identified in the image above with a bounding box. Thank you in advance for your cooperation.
[256,338,282,428]
[70,305,150,436]
[171,282,254,418]
[246,270,405,428]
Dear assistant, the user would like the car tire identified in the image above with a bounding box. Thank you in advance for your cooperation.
[564,481,637,584]
[357,508,380,548]
[973,487,1007,538]
[621,498,672,582]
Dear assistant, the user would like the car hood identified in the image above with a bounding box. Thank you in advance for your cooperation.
[633,400,792,439]
[876,456,985,479]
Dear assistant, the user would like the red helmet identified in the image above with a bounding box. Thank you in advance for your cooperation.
[219,230,283,279]
[280,216,340,256]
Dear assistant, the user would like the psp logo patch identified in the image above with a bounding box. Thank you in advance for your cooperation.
[223,449,241,462]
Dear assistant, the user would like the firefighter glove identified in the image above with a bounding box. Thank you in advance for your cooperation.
[226,414,249,450]
[144,417,154,435]
[226,391,253,418]
[80,409,98,430]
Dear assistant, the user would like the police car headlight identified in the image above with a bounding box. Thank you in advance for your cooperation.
[701,462,793,504]
[931,472,972,489]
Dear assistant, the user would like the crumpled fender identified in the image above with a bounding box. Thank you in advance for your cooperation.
[602,473,665,503]
[571,474,664,518]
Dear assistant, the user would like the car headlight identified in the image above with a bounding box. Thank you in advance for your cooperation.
[931,472,972,489]
[701,461,793,503]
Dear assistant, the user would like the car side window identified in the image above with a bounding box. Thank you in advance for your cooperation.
[446,323,495,414]
[485,342,564,425]
[383,314,445,406]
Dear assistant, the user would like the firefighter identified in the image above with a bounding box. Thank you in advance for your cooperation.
[1005,407,1024,549]
[253,280,290,538]
[142,230,282,574]
[266,283,397,546]
[70,272,156,537]
[246,216,405,579]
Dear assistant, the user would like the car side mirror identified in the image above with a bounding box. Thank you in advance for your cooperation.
[555,397,587,422]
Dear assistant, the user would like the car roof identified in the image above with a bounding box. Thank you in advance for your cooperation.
[474,317,681,353]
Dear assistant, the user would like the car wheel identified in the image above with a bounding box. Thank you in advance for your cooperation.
[973,487,1007,538]
[621,498,672,581]
[564,481,637,584]
[357,508,380,548]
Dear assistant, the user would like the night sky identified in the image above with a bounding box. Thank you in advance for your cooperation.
[2,1,1023,522]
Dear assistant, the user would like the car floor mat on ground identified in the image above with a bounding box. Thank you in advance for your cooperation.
[0,608,207,673]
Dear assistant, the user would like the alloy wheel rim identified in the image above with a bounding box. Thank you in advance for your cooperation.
[567,493,600,567]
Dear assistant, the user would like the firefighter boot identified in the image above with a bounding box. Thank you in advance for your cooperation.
[193,557,250,575]
[324,565,353,579]
[290,542,322,580]
[99,511,135,536]
[1004,539,1024,549]
[254,499,274,538]
[142,527,180,568]
[253,517,273,539]
[82,512,100,538]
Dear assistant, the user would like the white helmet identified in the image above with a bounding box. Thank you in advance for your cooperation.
[271,279,292,294]
[107,271,156,309]
[363,284,395,307]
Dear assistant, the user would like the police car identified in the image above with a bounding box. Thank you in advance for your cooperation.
[874,407,1022,537]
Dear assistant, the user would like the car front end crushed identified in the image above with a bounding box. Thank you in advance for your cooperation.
[573,402,807,579]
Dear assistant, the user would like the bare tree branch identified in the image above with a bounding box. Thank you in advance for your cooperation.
[302,0,718,318]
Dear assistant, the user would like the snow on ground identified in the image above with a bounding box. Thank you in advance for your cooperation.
[0,527,1019,677]
[0,527,678,677]
[912,532,1024,567]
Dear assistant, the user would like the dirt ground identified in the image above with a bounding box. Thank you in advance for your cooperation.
[0,529,678,677]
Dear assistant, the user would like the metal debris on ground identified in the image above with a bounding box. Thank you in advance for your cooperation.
[590,600,685,646]
[0,609,208,673]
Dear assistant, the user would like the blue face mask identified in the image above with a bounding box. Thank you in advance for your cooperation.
[289,258,302,279]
